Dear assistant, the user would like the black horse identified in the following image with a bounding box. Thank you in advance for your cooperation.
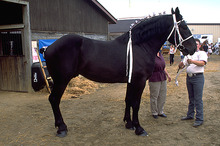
[42,7,196,137]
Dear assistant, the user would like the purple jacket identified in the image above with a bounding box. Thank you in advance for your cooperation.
[149,53,167,82]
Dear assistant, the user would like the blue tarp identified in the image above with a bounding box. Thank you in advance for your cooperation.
[39,39,56,61]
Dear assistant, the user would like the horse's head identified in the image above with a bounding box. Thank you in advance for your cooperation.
[168,7,196,55]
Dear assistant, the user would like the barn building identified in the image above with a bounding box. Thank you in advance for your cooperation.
[0,0,116,92]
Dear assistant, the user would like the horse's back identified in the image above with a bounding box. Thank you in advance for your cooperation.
[78,38,128,83]
[45,34,82,57]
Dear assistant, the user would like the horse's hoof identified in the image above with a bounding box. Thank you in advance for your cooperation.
[127,127,136,130]
[135,127,148,136]
[138,130,148,136]
[56,130,67,138]
[125,123,135,130]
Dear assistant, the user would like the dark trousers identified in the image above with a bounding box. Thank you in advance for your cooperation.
[170,54,174,65]
[186,73,204,122]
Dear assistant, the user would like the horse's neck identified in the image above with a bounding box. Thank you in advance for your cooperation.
[115,15,173,53]
[115,33,129,44]
[133,15,173,52]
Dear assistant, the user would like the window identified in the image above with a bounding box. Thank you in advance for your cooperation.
[0,1,23,25]
[0,30,23,56]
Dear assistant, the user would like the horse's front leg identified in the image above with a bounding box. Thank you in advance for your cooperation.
[123,98,135,130]
[49,82,68,137]
[124,79,148,136]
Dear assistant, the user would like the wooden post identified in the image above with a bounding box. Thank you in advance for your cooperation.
[35,48,51,93]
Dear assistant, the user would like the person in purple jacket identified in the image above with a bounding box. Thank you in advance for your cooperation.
[148,52,171,119]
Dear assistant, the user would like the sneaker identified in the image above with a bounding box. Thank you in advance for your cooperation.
[193,121,203,127]
[158,113,167,118]
[152,115,158,119]
[181,116,194,120]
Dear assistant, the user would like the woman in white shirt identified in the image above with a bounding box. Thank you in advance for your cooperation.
[178,39,208,127]
[169,45,176,66]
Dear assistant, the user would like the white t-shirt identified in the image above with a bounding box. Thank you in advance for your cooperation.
[183,51,208,74]
[169,47,175,54]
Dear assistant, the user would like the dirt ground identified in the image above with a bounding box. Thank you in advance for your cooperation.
[0,54,220,146]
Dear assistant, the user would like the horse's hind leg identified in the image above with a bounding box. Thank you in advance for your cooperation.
[49,81,69,137]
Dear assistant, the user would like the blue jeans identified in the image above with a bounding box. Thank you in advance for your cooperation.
[186,73,204,122]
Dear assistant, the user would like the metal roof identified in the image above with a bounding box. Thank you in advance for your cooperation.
[90,0,117,24]
[109,19,139,33]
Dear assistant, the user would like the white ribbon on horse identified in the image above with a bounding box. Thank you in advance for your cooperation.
[126,30,133,83]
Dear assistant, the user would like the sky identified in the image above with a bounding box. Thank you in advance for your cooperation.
[97,0,220,23]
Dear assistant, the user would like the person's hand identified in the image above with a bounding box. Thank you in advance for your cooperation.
[187,59,193,64]
[178,62,185,69]
[167,75,171,82]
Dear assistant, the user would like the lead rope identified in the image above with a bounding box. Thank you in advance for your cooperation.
[175,55,191,86]
[175,66,187,86]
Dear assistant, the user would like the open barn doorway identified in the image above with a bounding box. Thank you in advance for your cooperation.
[0,0,32,92]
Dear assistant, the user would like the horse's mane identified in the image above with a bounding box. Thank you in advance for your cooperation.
[116,14,172,44]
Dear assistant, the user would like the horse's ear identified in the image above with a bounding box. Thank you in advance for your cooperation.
[175,7,180,16]
[171,8,175,14]
[175,7,183,20]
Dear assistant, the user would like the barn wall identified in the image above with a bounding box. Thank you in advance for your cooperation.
[188,24,220,43]
[25,0,108,35]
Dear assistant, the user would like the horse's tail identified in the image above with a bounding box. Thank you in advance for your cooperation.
[39,47,47,59]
